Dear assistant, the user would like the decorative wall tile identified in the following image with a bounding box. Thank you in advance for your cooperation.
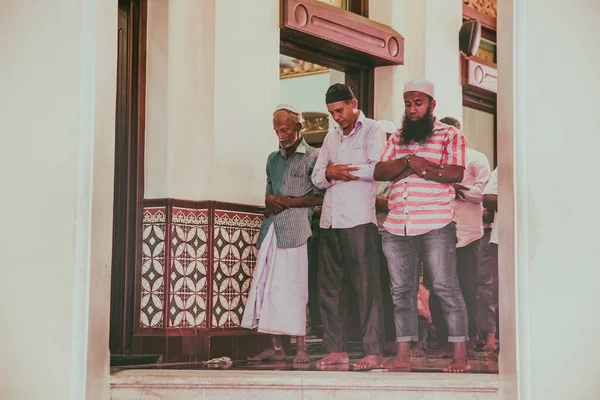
[141,207,166,328]
[212,211,262,328]
[169,208,209,328]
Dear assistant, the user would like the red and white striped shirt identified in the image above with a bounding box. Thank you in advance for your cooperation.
[379,119,467,236]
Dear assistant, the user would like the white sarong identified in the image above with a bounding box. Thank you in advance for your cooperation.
[241,224,308,336]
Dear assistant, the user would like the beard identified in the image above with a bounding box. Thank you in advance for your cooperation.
[400,110,434,144]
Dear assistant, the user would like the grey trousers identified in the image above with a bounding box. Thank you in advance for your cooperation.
[383,223,469,343]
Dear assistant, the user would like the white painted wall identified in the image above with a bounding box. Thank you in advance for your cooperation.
[498,0,600,398]
[0,0,117,399]
[371,0,463,126]
[280,73,331,114]
[462,107,495,167]
[145,0,280,205]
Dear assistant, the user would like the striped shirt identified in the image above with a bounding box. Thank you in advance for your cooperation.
[256,139,323,249]
[379,119,467,236]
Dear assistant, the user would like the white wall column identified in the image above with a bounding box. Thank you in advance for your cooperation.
[145,0,216,200]
[212,0,280,204]
[145,0,279,205]
[498,0,600,398]
[371,0,463,124]
[0,0,118,399]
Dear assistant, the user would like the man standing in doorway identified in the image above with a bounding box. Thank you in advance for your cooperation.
[311,83,385,370]
[374,78,471,373]
[423,116,491,358]
[482,167,499,351]
[242,104,323,363]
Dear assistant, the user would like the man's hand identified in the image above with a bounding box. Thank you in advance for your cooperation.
[408,155,445,180]
[482,208,495,224]
[325,163,360,182]
[265,194,289,216]
[408,155,432,179]
[392,168,417,183]
[453,183,470,200]
[375,195,389,213]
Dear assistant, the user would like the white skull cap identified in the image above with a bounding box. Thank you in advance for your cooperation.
[273,103,302,115]
[403,78,435,99]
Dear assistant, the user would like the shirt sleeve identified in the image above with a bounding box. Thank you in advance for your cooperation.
[348,123,385,181]
[483,168,498,195]
[442,127,468,167]
[379,131,399,162]
[459,154,491,204]
[265,156,273,196]
[307,151,326,196]
[311,131,334,189]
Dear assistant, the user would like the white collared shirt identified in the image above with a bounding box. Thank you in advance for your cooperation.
[483,168,498,244]
[454,149,491,247]
[311,112,384,229]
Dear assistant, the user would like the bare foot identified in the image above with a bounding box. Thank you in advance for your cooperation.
[293,349,310,363]
[443,358,471,373]
[380,356,410,372]
[380,342,410,371]
[482,333,497,352]
[247,347,286,361]
[316,352,349,366]
[316,363,350,372]
[353,354,383,370]
[410,341,425,358]
[482,343,497,352]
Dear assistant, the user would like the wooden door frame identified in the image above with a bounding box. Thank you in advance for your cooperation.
[110,0,147,356]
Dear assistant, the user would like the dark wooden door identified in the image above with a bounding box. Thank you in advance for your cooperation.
[110,0,146,356]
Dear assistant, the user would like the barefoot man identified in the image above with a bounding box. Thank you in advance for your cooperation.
[241,104,323,364]
[311,83,385,370]
[374,78,471,373]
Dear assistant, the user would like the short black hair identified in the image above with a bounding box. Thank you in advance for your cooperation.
[440,116,461,130]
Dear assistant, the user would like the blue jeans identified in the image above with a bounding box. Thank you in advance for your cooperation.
[382,222,469,343]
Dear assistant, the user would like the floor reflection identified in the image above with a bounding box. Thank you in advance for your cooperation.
[111,337,499,374]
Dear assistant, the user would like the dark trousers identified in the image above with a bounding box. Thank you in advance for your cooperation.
[307,225,321,330]
[477,229,497,335]
[318,223,384,355]
[428,238,480,342]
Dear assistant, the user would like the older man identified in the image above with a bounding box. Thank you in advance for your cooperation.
[374,78,470,373]
[311,83,385,370]
[241,104,322,363]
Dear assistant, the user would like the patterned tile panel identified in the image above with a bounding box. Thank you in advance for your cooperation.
[212,211,263,328]
[169,208,209,328]
[141,207,166,328]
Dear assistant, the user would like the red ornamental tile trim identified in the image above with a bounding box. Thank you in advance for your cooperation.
[141,207,167,328]
[169,208,210,328]
[212,210,263,328]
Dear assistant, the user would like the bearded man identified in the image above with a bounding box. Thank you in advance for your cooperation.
[374,78,471,373]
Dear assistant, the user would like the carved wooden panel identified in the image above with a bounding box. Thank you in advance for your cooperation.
[464,58,497,94]
[464,0,497,18]
[280,0,404,67]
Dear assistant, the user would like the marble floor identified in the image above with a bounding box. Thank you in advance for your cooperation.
[111,337,499,375]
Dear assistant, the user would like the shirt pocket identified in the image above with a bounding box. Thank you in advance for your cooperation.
[344,144,366,165]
